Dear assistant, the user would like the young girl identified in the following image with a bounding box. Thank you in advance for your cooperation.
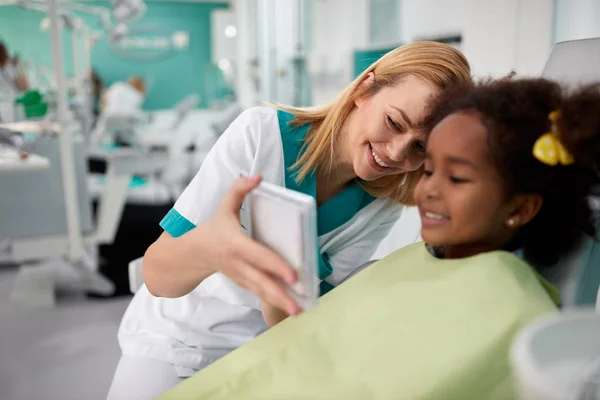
[157,78,599,400]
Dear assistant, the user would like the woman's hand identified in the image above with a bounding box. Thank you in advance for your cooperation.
[191,176,302,316]
[143,176,302,316]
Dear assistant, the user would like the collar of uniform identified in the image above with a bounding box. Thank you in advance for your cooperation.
[277,109,376,237]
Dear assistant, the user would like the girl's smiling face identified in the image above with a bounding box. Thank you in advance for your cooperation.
[413,111,517,258]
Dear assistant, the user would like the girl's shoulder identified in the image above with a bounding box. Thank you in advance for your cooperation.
[379,244,559,307]
[461,250,561,308]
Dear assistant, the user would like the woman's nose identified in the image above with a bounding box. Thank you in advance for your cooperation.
[387,136,411,163]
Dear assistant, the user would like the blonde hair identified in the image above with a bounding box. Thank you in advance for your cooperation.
[278,41,472,205]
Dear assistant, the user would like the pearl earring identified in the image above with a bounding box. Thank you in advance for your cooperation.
[508,218,515,227]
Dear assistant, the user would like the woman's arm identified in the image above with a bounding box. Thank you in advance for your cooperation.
[142,108,259,296]
[142,108,302,314]
[142,230,214,298]
[143,177,300,314]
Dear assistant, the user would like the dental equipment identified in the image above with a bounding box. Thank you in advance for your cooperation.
[511,309,600,400]
[0,0,164,306]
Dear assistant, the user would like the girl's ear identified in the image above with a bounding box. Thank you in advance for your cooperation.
[505,194,543,229]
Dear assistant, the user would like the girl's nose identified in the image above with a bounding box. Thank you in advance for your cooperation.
[423,174,441,199]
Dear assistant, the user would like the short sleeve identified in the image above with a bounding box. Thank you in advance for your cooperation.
[160,108,262,237]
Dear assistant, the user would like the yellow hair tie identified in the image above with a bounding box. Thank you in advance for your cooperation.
[532,110,574,166]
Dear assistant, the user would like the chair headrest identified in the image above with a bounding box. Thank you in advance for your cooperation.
[542,38,600,86]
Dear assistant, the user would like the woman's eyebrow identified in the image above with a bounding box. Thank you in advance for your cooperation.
[390,105,413,128]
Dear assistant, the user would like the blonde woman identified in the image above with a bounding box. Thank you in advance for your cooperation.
[107,42,472,399]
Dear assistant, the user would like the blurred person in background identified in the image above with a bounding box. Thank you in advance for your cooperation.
[0,41,29,98]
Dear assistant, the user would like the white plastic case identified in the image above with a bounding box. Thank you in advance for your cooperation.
[248,181,319,310]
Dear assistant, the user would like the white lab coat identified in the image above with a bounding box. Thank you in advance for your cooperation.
[102,81,145,120]
[117,107,404,377]
[93,81,146,145]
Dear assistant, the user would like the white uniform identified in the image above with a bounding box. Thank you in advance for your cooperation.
[108,107,403,399]
[94,82,146,146]
[102,81,145,119]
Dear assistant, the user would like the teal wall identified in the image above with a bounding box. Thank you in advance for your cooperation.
[0,2,228,110]
[353,45,400,78]
[0,7,74,80]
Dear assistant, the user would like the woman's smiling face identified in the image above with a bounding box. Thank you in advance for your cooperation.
[337,74,437,182]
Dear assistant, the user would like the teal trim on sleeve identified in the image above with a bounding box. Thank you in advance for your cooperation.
[159,208,196,238]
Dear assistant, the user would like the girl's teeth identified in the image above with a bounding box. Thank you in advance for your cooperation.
[371,148,390,168]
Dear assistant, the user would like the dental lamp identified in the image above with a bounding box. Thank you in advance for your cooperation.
[16,0,146,45]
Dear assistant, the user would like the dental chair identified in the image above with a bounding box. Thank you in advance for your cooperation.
[137,94,201,150]
[88,94,201,205]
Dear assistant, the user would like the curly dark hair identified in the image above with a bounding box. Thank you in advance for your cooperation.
[427,78,600,266]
